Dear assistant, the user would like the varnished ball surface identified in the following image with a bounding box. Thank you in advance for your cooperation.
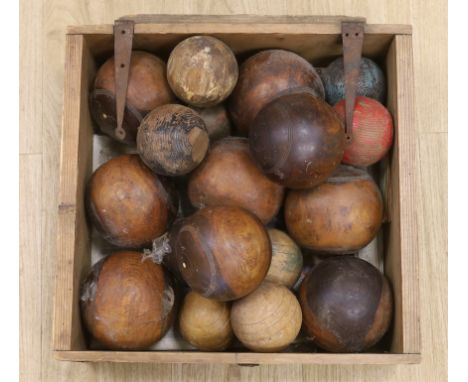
[90,51,175,144]
[250,90,345,189]
[299,256,393,352]
[137,104,209,176]
[167,36,238,107]
[192,104,231,142]
[265,229,303,288]
[188,137,284,224]
[334,96,394,167]
[81,251,176,350]
[285,165,383,253]
[171,206,271,301]
[320,57,386,105]
[179,291,233,351]
[229,49,324,135]
[86,154,178,248]
[231,282,302,352]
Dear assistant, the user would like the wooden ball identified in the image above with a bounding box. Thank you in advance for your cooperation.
[229,49,324,135]
[250,90,345,189]
[231,282,302,352]
[188,137,284,224]
[137,104,209,176]
[285,165,383,253]
[81,251,176,350]
[265,229,303,288]
[86,154,178,248]
[171,206,271,301]
[192,104,231,141]
[90,51,175,144]
[179,291,233,351]
[320,57,386,105]
[299,256,393,352]
[167,36,238,107]
[334,96,394,167]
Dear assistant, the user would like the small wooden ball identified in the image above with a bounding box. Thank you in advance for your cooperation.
[249,90,345,189]
[334,96,394,167]
[171,206,271,301]
[299,256,393,352]
[229,49,325,135]
[188,137,284,224]
[231,282,302,352]
[167,36,238,107]
[86,154,178,248]
[136,104,209,176]
[192,104,231,142]
[81,251,176,350]
[90,51,175,144]
[320,57,386,105]
[265,229,303,288]
[285,165,383,253]
[179,291,233,351]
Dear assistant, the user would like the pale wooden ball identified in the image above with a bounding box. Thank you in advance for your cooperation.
[179,291,233,351]
[231,282,302,352]
[265,229,303,288]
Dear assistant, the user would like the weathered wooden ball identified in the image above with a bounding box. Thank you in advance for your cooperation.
[320,57,386,105]
[265,229,303,288]
[80,251,176,350]
[136,104,209,176]
[285,165,383,253]
[188,137,284,224]
[231,282,302,352]
[299,256,393,352]
[179,291,233,351]
[90,51,175,144]
[334,96,394,167]
[167,36,238,107]
[249,90,345,189]
[86,154,178,248]
[171,206,271,301]
[229,49,325,135]
[192,104,231,142]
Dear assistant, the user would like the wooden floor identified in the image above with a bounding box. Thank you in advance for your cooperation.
[19,1,447,381]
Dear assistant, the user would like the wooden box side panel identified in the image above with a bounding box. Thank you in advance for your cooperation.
[385,35,420,354]
[53,35,95,351]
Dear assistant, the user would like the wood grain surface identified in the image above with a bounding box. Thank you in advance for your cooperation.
[19,0,447,381]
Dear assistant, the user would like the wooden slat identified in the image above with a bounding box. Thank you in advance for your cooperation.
[54,351,421,365]
[385,35,421,354]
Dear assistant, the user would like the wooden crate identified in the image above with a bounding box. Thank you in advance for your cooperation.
[53,15,420,365]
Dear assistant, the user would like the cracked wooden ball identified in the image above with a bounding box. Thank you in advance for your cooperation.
[86,154,178,248]
[249,89,345,189]
[90,51,175,144]
[80,251,176,350]
[285,165,383,254]
[167,36,238,107]
[136,104,209,176]
[179,291,233,351]
[299,256,393,352]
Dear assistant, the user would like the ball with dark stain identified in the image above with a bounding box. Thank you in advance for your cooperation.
[334,96,394,167]
[90,51,176,144]
[249,90,345,189]
[285,165,383,253]
[179,291,233,351]
[171,205,271,301]
[167,36,238,107]
[320,57,386,105]
[299,256,393,352]
[188,137,284,224]
[86,154,178,248]
[192,104,231,142]
[137,104,209,176]
[228,49,325,135]
[80,251,176,350]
